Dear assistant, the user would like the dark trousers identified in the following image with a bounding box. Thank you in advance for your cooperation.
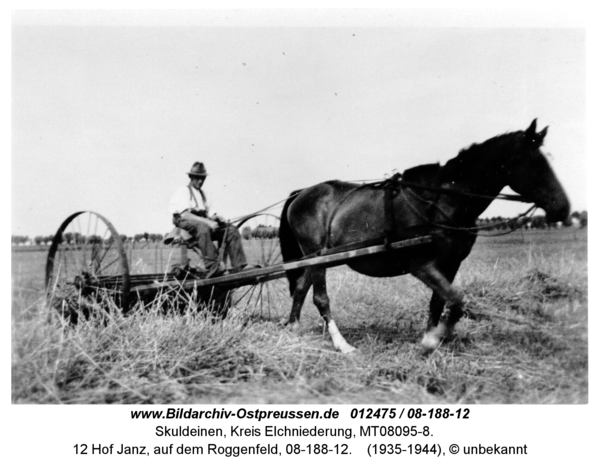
[174,212,247,270]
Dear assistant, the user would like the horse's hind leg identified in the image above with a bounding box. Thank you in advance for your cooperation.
[427,292,446,332]
[412,262,463,353]
[287,268,313,325]
[311,267,356,354]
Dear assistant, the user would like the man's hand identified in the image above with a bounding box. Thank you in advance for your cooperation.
[181,210,219,230]
[211,214,227,225]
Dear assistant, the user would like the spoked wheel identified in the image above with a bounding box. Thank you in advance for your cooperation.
[45,211,131,322]
[230,213,292,318]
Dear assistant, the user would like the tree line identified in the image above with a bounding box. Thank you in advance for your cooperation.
[11,211,586,246]
[241,224,279,240]
[11,232,165,246]
[11,225,280,246]
[476,210,587,231]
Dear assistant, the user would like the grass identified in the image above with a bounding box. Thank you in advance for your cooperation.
[11,229,587,404]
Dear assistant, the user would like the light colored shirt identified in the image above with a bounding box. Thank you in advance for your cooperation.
[169,185,210,215]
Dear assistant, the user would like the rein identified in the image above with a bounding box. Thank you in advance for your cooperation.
[401,186,538,236]
[396,173,539,236]
[398,180,532,204]
[228,194,300,225]
[354,173,532,204]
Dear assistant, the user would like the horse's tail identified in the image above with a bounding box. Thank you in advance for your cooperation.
[279,190,304,296]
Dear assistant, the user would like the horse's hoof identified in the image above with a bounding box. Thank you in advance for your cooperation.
[420,333,442,356]
[339,344,357,355]
[286,321,301,333]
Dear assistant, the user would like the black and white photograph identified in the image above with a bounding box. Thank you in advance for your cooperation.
[8,5,595,463]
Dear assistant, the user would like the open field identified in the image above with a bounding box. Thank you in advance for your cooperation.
[12,229,587,404]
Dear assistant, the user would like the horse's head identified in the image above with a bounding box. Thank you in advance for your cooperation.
[505,119,570,224]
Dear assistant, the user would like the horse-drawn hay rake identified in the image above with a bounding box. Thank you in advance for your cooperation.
[45,210,433,323]
[46,211,430,322]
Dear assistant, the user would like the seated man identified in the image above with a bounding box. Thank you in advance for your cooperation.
[168,162,249,275]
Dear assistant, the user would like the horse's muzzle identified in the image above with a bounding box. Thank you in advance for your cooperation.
[545,200,571,225]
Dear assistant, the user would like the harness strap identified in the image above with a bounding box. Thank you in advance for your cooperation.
[383,173,402,248]
[322,171,534,252]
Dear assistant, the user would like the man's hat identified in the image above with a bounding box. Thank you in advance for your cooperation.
[188,162,208,177]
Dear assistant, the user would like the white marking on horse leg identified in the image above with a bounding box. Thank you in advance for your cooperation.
[328,319,356,354]
[420,322,449,354]
[421,332,441,353]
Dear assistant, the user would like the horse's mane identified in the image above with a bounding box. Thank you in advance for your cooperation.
[441,131,523,182]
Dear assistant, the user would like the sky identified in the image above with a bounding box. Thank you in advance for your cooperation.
[11,9,589,238]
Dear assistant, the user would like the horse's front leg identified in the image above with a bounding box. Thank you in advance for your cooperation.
[412,262,464,354]
[311,267,356,354]
[425,259,462,329]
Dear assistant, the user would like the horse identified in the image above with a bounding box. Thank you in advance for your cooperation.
[278,119,570,354]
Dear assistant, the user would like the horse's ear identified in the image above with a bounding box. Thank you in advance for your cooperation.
[524,119,547,147]
[525,119,537,138]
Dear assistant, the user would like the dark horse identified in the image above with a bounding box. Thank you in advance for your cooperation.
[279,120,570,354]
